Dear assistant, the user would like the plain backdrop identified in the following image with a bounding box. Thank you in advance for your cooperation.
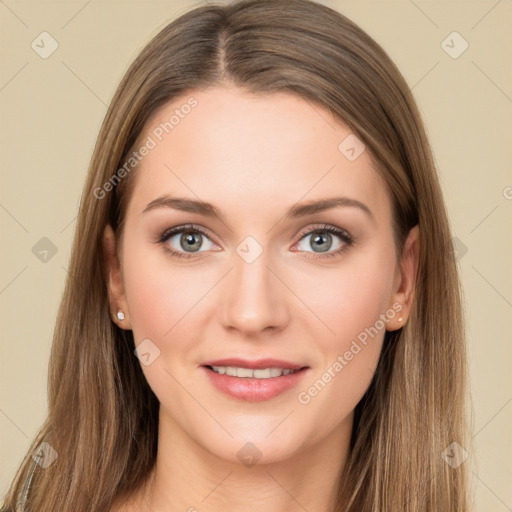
[1,1,511,510]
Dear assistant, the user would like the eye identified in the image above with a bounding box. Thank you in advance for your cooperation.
[158,224,218,259]
[157,223,354,261]
[294,224,354,259]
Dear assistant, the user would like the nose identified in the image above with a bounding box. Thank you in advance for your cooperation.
[220,248,290,336]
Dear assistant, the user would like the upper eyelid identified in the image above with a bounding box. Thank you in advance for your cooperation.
[296,224,351,239]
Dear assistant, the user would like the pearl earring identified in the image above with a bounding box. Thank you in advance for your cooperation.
[117,310,125,321]
[398,317,403,322]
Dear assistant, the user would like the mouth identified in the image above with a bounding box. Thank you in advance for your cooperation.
[204,365,304,378]
[201,358,310,402]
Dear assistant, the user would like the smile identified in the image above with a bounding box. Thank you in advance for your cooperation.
[207,365,300,378]
[202,364,309,402]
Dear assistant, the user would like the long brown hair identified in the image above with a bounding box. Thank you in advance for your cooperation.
[1,0,469,510]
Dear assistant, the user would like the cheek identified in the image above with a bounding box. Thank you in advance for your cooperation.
[291,246,396,413]
[121,238,206,341]
[123,261,174,340]
[294,245,396,349]
[120,244,207,405]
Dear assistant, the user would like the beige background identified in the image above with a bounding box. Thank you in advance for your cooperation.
[1,0,511,509]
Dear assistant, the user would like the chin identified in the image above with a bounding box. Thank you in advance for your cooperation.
[217,438,302,467]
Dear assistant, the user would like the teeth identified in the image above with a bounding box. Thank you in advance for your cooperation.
[225,366,237,376]
[236,367,253,378]
[210,366,299,378]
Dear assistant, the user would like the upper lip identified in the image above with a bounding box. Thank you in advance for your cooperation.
[202,358,307,370]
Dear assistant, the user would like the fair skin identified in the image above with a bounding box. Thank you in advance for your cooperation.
[104,84,419,512]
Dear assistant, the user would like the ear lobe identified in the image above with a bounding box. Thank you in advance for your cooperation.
[103,224,131,329]
[386,224,420,331]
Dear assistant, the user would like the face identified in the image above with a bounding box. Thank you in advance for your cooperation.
[105,85,415,465]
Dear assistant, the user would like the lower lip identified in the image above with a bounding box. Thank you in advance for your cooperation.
[202,366,309,402]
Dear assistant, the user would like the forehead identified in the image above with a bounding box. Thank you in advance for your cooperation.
[127,85,391,221]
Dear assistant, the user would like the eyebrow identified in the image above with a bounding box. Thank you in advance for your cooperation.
[142,195,374,222]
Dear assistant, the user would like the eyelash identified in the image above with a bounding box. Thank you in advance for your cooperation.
[157,223,355,261]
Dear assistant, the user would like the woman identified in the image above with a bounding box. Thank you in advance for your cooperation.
[1,0,469,510]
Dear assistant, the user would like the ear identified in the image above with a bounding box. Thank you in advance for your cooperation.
[386,224,420,331]
[103,224,132,330]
